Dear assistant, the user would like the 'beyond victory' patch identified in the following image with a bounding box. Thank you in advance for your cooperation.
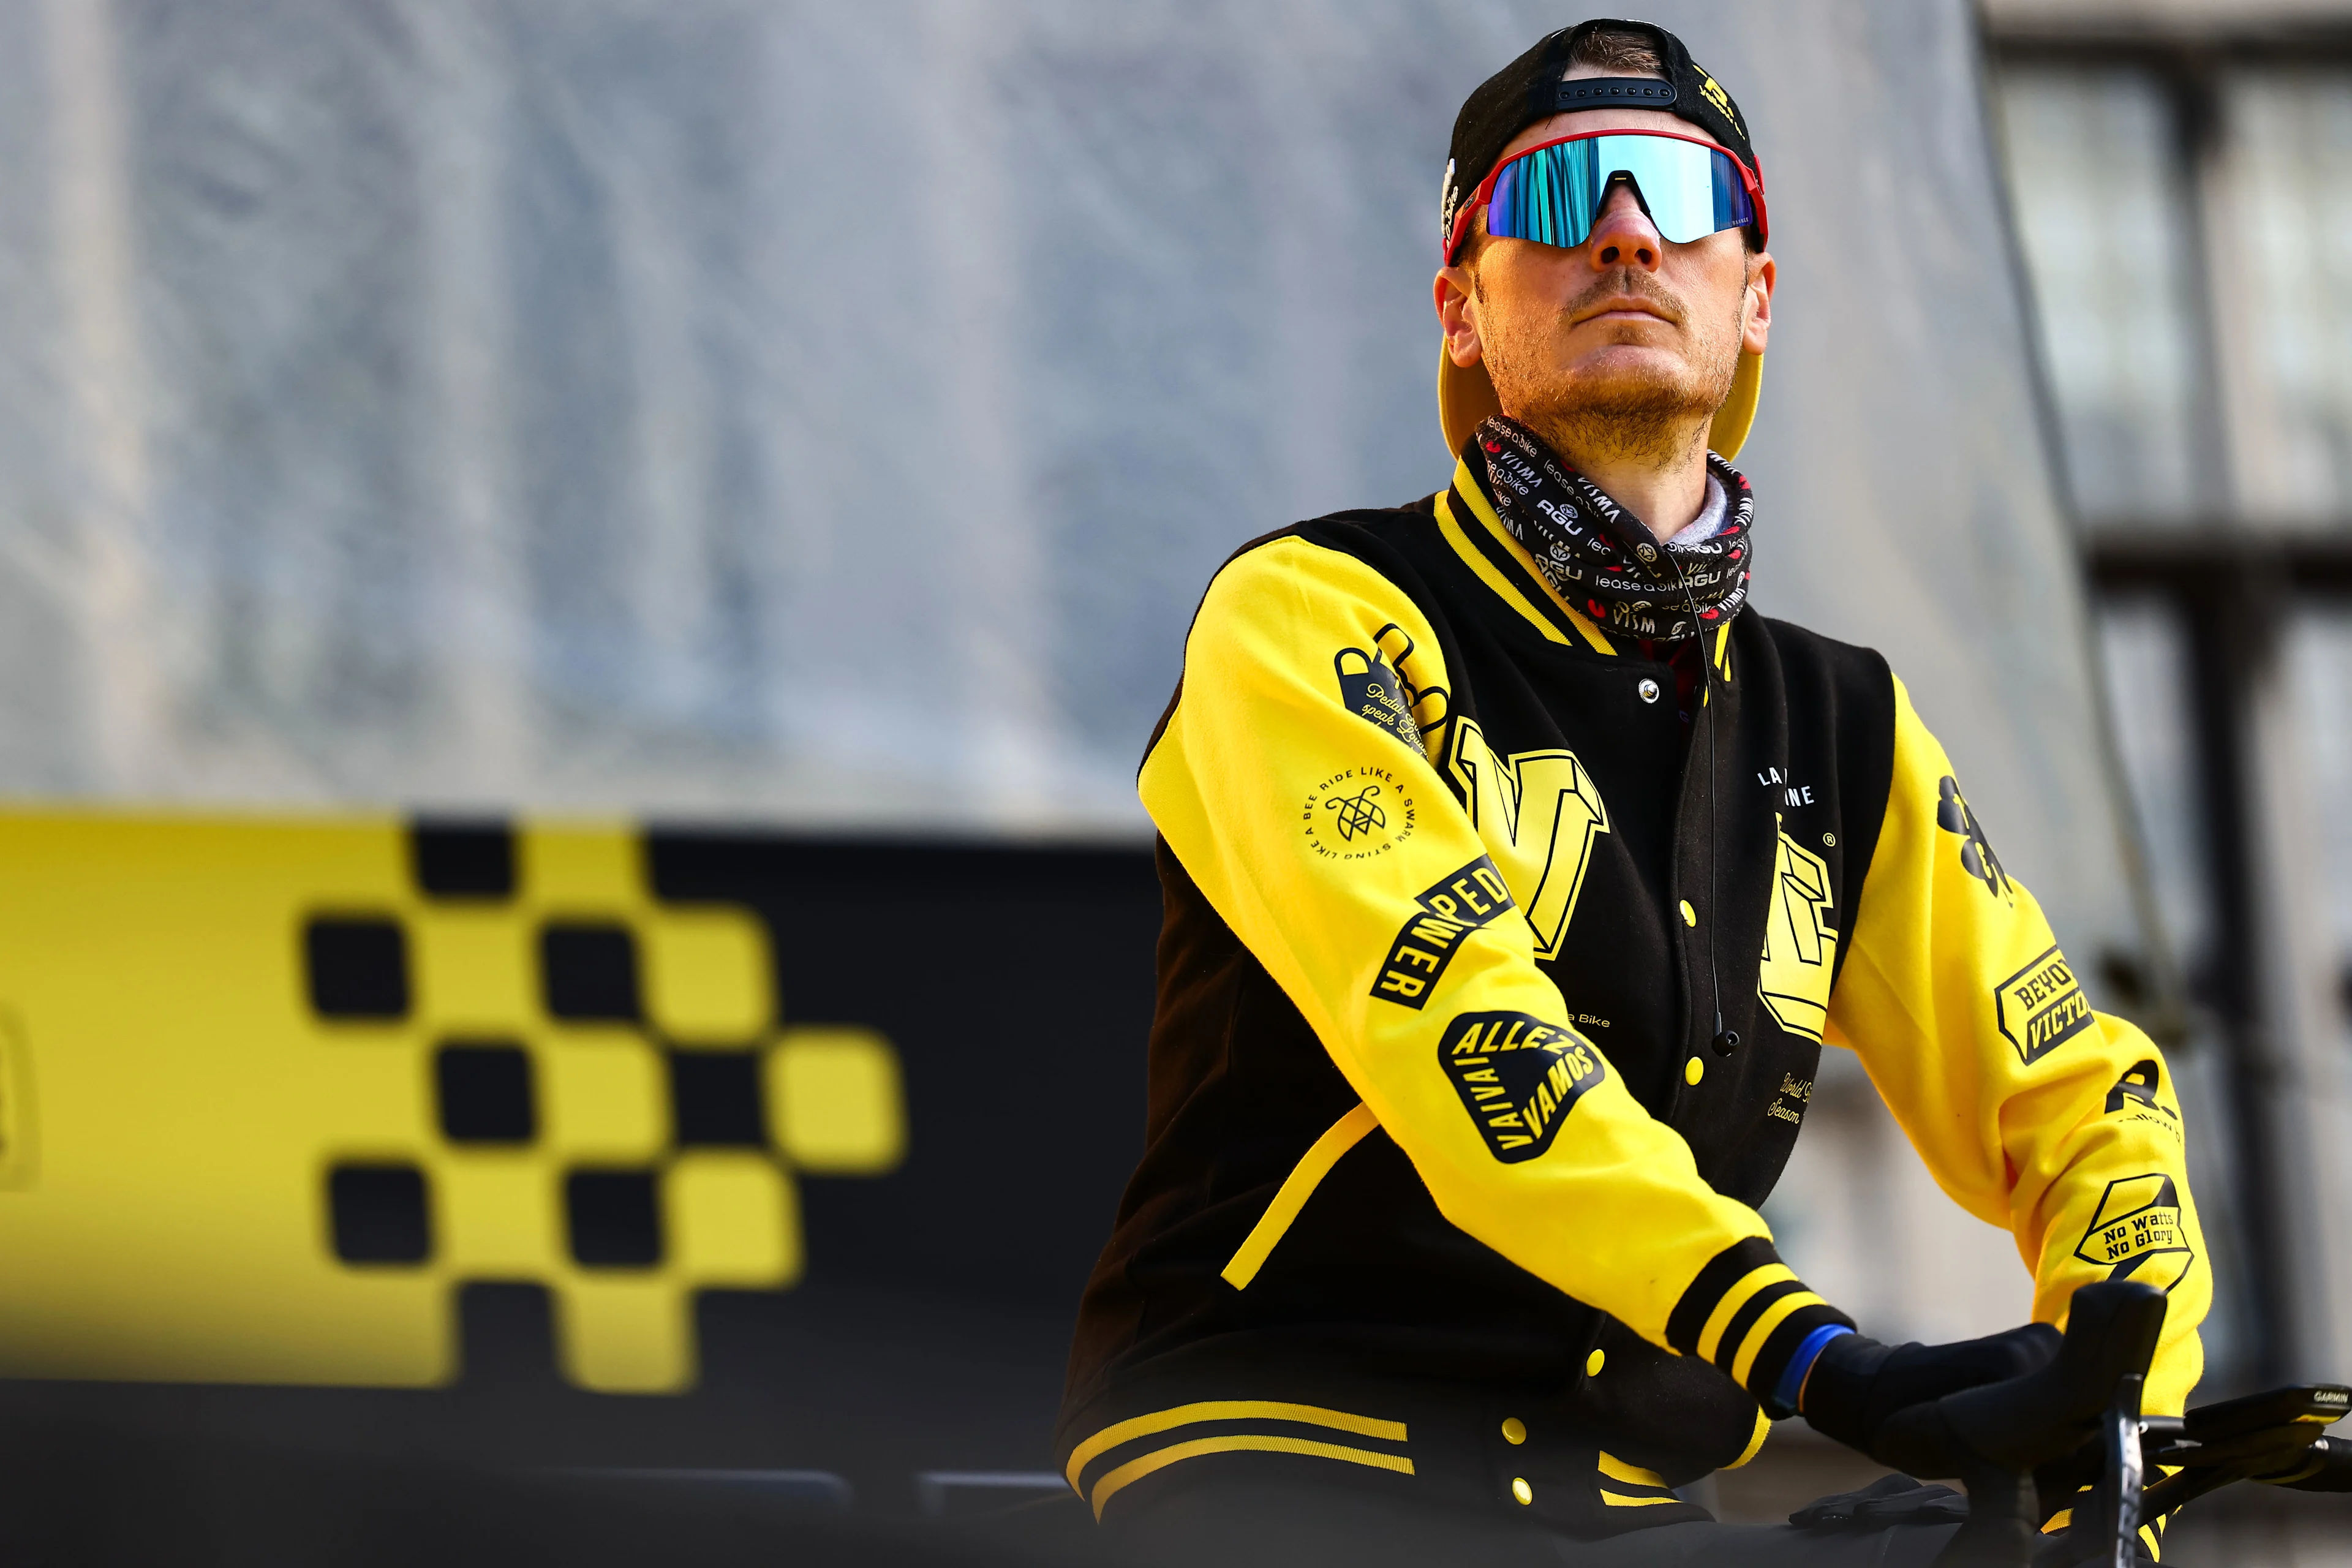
[1995,945,2094,1065]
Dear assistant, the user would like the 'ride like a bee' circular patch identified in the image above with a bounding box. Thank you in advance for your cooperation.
[1301,766,1418,862]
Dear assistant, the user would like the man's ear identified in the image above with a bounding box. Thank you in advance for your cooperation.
[1434,263,1484,369]
[1741,251,1775,356]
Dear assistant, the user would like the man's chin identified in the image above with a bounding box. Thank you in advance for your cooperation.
[1486,348,1733,466]
[1553,345,1699,395]
[1508,358,1716,425]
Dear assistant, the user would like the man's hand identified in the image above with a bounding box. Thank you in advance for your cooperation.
[1795,1283,2168,1566]
[1800,1322,2060,1462]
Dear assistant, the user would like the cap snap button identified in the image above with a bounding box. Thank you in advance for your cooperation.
[1501,1416,1527,1446]
[1684,1055,1705,1086]
[1512,1477,1534,1506]
[1586,1348,1607,1377]
[1635,543,1657,562]
[1637,677,1662,704]
[1679,899,1696,927]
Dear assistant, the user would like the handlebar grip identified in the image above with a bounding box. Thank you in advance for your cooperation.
[1872,1283,2166,1568]
[1876,1281,2169,1479]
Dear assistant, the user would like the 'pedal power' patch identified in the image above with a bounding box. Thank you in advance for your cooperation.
[1439,1011,1608,1163]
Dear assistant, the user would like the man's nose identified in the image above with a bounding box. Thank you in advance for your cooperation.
[1585,179,1661,271]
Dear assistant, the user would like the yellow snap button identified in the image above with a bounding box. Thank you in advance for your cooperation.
[1501,1417,1526,1446]
[1679,900,1696,927]
[1684,1055,1705,1086]
[1511,1477,1534,1506]
[1586,1348,1606,1377]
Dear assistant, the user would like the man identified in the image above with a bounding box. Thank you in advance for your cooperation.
[1057,18,2209,1566]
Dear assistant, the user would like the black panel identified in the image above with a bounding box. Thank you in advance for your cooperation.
[668,1051,765,1147]
[412,820,518,899]
[541,923,641,1021]
[454,1281,560,1392]
[565,1170,662,1267]
[435,1042,536,1144]
[304,918,410,1020]
[328,1163,431,1264]
[645,834,1160,1309]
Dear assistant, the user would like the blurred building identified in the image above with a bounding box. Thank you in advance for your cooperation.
[1986,0,2352,1411]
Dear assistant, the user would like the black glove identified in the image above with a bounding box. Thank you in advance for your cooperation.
[1800,1322,2061,1463]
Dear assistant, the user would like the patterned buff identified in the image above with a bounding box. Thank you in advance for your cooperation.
[1471,415,1754,643]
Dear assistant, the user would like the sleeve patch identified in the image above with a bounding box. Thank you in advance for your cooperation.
[1371,856,1517,1009]
[1935,775,2010,900]
[1994,945,2092,1065]
[2106,1061,2183,1139]
[1438,1011,1608,1163]
[1334,644,1423,752]
[2073,1174,2195,1291]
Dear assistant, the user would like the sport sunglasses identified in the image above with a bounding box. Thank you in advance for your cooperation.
[1446,130,1767,262]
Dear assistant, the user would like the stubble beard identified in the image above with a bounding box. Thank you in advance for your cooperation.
[1478,266,1742,472]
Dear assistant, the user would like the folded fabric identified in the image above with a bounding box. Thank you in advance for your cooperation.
[1788,1474,1968,1530]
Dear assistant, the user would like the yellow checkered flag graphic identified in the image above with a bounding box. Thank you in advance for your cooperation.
[0,813,903,1392]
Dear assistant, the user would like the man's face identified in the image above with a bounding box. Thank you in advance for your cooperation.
[1434,94,1774,452]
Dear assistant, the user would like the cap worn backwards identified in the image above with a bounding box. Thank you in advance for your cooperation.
[1434,18,1766,461]
[1439,18,1761,261]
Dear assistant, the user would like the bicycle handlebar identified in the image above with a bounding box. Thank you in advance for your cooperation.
[1858,1280,2171,1567]
[1855,1281,2350,1566]
[2261,1431,2352,1491]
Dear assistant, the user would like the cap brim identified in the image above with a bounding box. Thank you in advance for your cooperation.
[1436,346,1764,462]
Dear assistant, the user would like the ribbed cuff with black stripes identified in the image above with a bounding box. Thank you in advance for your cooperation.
[1663,1237,1856,1417]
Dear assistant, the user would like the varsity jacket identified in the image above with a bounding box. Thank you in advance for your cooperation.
[1057,459,2211,1537]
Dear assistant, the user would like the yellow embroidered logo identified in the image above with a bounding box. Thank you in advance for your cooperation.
[1767,1072,1811,1126]
[1757,823,1838,1042]
[1444,720,1610,959]
[1699,75,1741,132]
[2073,1173,2194,1292]
[1996,945,2094,1065]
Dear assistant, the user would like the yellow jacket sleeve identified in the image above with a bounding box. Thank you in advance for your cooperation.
[1142,535,1842,1396]
[1825,676,2210,1415]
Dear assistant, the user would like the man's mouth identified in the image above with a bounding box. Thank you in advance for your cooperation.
[1572,296,1675,327]
[1567,271,1684,329]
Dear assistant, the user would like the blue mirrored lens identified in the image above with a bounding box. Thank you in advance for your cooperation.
[1485,135,1752,250]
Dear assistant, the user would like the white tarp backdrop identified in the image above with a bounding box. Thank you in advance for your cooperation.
[0,0,2195,1349]
[0,0,2120,918]
[0,0,2108,861]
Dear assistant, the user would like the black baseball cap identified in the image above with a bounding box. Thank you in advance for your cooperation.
[1435,18,1766,460]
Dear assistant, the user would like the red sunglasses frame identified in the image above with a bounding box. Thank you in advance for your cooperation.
[1445,128,1769,262]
